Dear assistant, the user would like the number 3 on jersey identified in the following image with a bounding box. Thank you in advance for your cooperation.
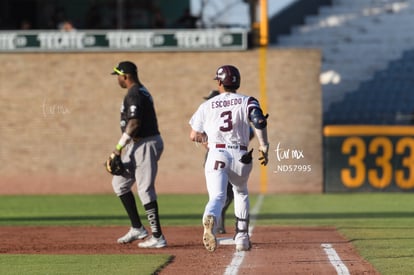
[220,111,233,132]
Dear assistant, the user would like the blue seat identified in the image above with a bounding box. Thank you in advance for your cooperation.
[324,48,414,125]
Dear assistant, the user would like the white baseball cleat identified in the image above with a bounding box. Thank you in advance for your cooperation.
[138,235,167,248]
[235,232,251,252]
[117,226,149,244]
[203,215,217,252]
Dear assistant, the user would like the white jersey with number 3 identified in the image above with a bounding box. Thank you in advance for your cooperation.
[190,92,259,147]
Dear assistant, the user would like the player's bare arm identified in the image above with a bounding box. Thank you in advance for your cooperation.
[114,118,140,155]
[125,118,140,136]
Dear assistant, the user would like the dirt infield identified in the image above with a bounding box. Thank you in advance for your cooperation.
[0,225,378,274]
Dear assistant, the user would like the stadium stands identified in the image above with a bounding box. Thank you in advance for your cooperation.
[274,0,414,125]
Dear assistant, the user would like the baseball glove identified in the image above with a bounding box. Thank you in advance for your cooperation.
[105,153,125,175]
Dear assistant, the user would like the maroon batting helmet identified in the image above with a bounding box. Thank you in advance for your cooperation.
[214,65,240,89]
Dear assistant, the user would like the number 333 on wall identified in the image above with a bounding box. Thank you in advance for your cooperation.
[324,126,414,192]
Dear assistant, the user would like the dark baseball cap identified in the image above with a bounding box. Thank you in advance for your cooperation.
[203,90,220,100]
[111,61,137,75]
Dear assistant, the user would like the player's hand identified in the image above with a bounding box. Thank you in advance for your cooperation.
[113,148,122,156]
[190,130,208,144]
[258,144,269,166]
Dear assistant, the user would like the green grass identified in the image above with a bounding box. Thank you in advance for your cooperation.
[1,193,414,274]
[0,254,171,275]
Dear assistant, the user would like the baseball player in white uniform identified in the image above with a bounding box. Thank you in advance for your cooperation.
[189,65,269,252]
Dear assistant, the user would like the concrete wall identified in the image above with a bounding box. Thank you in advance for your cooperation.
[0,48,322,194]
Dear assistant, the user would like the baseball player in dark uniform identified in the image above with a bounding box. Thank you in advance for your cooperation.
[106,61,166,248]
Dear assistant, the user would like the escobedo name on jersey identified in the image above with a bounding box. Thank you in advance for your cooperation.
[198,93,253,146]
[211,97,242,109]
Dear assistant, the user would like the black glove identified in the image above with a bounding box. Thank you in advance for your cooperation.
[105,153,125,175]
[258,145,269,166]
[240,149,253,164]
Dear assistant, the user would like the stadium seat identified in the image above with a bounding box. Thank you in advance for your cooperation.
[274,0,414,125]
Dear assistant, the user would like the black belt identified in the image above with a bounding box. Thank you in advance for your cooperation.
[216,144,248,151]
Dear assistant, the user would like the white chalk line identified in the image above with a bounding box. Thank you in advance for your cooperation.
[223,194,264,275]
[321,243,350,275]
[222,197,350,275]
